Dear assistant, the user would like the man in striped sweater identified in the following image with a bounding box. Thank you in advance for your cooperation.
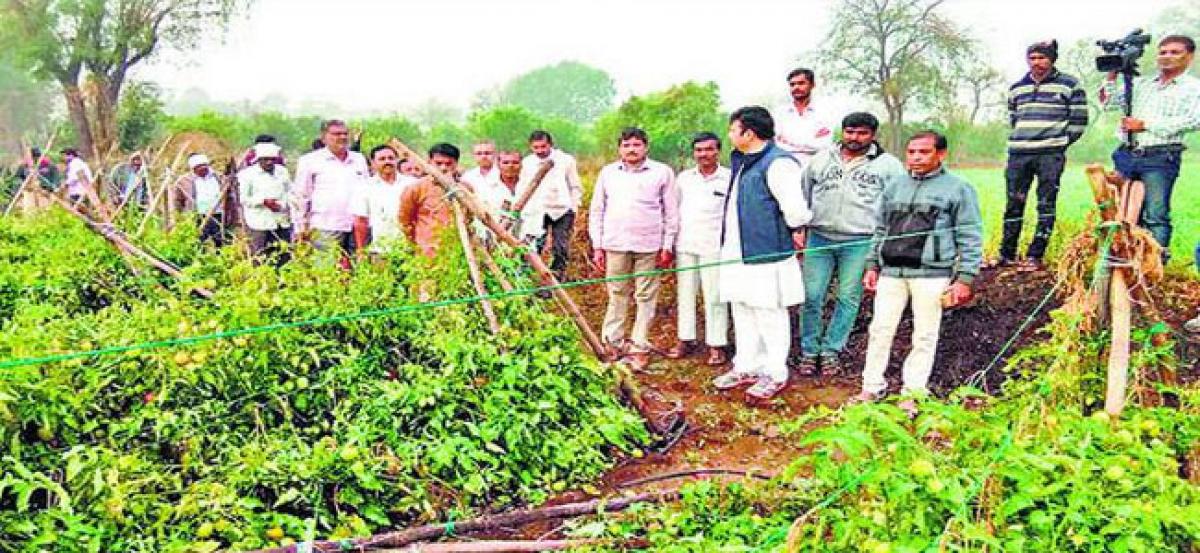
[997,40,1089,270]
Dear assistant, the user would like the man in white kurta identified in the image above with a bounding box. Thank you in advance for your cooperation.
[714,106,812,403]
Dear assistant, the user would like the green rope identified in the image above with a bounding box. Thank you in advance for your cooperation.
[0,217,1033,371]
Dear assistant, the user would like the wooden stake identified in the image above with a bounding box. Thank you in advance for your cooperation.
[138,140,194,237]
[1105,268,1131,417]
[453,201,501,335]
[3,130,58,216]
[387,138,606,360]
[37,189,214,299]
[473,233,514,293]
[510,159,555,213]
[110,142,171,222]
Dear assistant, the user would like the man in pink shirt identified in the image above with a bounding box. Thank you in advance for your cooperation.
[588,127,680,370]
[292,119,370,262]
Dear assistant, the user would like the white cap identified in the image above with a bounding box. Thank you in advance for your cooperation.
[254,143,281,159]
[187,154,210,169]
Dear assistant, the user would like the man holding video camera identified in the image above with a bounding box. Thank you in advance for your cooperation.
[1099,34,1200,261]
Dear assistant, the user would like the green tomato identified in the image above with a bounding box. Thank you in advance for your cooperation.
[909,459,935,478]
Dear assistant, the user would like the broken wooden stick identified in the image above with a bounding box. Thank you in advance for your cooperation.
[474,235,514,293]
[3,131,59,216]
[376,539,614,552]
[510,159,555,213]
[248,489,680,553]
[38,189,214,299]
[387,138,604,359]
[138,140,194,237]
[453,201,501,335]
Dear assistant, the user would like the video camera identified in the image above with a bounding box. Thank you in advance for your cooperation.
[1096,29,1152,75]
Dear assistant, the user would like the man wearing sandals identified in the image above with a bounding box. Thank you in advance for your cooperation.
[665,132,732,367]
[854,131,982,414]
[712,107,812,403]
[996,40,1089,272]
[797,112,905,378]
[588,127,680,371]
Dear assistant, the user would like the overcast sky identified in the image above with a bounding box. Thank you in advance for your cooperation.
[141,0,1187,116]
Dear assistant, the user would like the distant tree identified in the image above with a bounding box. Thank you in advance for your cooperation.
[359,115,424,153]
[810,0,972,152]
[0,53,54,156]
[407,98,463,129]
[593,81,725,168]
[931,48,1005,126]
[1057,38,1108,122]
[426,121,469,152]
[466,105,542,152]
[117,81,166,151]
[499,61,615,124]
[1,0,249,158]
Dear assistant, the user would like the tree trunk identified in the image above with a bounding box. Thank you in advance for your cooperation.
[62,84,97,160]
[884,98,904,154]
[90,75,119,159]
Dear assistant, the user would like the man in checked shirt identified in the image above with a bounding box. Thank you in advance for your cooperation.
[1099,35,1200,261]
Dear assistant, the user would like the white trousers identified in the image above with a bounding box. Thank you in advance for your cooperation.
[676,252,729,347]
[861,276,950,395]
[730,302,791,383]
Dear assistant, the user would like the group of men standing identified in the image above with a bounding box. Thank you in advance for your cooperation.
[158,120,587,278]
[591,33,1200,408]
[22,31,1200,409]
[584,103,980,408]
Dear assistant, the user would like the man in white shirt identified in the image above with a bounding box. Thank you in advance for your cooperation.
[773,68,834,166]
[461,140,499,194]
[666,132,732,366]
[172,153,227,246]
[61,148,94,205]
[523,130,584,281]
[293,119,371,263]
[238,143,292,262]
[351,145,416,255]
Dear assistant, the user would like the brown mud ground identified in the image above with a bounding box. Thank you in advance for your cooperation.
[488,230,1199,540]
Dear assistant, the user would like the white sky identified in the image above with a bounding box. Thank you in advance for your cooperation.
[141,0,1187,117]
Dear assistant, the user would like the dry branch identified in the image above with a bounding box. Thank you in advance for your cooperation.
[247,490,680,553]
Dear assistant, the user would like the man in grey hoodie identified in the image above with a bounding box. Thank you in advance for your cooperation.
[798,112,905,376]
[855,131,983,413]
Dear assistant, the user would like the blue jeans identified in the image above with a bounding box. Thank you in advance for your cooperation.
[1112,148,1182,254]
[801,232,872,357]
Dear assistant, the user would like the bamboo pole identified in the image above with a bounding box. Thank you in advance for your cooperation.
[3,131,58,216]
[452,201,501,335]
[37,189,214,299]
[138,140,194,237]
[110,141,171,222]
[387,138,606,360]
[474,234,514,292]
[510,159,554,213]
[196,172,235,238]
